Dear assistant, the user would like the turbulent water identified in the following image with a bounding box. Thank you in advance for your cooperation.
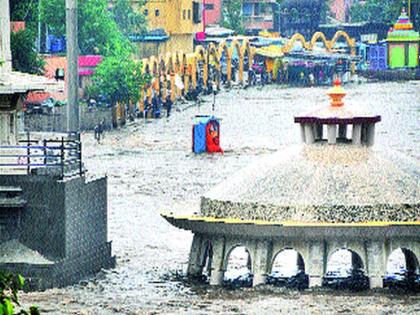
[21,82,420,314]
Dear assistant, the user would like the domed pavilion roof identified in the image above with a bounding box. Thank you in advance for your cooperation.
[200,144,420,223]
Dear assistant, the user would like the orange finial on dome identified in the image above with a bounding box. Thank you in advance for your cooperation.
[327,79,346,107]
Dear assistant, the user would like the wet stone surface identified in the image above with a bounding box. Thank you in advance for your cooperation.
[19,82,420,314]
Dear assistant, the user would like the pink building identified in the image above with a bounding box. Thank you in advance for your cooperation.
[204,0,222,25]
[242,0,276,33]
[330,0,354,23]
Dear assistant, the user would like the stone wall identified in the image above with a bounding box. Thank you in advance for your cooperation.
[64,176,108,258]
[0,173,114,289]
[0,175,66,259]
[24,106,113,132]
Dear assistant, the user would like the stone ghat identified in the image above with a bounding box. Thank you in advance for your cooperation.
[200,198,420,223]
[200,145,420,223]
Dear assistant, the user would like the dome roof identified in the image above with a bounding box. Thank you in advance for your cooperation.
[200,144,420,223]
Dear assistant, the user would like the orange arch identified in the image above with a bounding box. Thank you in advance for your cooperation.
[229,39,242,60]
[330,30,356,52]
[217,40,230,60]
[282,33,310,53]
[310,31,331,51]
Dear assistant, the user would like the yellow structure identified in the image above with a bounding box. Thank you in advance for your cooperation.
[131,0,202,58]
[130,31,356,119]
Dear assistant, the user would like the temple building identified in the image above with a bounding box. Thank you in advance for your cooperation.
[386,8,419,69]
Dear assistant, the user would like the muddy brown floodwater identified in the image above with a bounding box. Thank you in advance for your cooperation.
[21,82,420,314]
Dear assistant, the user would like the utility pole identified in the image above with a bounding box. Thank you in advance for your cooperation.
[66,0,79,133]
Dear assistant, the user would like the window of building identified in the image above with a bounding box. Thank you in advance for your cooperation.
[193,2,202,23]
[188,9,191,20]
[205,3,214,10]
[242,3,252,16]
[183,9,186,19]
[144,9,148,16]
[155,9,159,17]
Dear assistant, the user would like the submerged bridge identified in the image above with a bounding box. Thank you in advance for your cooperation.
[163,214,420,288]
[162,81,420,290]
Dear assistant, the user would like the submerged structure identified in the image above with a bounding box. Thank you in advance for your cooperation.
[386,8,420,69]
[162,81,420,289]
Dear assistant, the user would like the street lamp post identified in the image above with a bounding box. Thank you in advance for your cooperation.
[66,0,79,133]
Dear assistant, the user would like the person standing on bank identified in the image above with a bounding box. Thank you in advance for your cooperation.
[94,119,105,144]
[165,90,172,118]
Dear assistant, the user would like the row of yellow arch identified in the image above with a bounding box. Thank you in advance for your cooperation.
[137,30,356,108]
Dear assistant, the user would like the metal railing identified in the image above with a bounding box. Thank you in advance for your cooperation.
[0,132,83,179]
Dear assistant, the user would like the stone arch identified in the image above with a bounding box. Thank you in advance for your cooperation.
[218,40,232,83]
[327,248,365,272]
[270,248,306,274]
[223,244,253,273]
[310,31,331,52]
[386,248,420,274]
[283,33,309,54]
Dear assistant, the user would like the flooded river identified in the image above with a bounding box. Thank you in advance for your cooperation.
[21,82,420,314]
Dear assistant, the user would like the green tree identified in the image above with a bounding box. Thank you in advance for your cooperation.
[40,0,131,55]
[10,29,45,75]
[0,272,40,315]
[350,0,419,30]
[87,46,150,124]
[221,0,244,34]
[112,0,147,35]
[10,0,38,32]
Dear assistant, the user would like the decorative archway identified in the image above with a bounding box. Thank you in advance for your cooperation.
[331,31,356,74]
[271,248,306,275]
[229,39,243,84]
[326,248,365,273]
[223,245,253,286]
[218,40,232,83]
[386,248,420,274]
[310,31,332,52]
[195,45,208,88]
[207,43,220,85]
[282,33,310,54]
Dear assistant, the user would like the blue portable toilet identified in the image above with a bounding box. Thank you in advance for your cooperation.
[192,115,222,154]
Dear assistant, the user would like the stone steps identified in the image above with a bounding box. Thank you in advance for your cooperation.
[0,185,25,227]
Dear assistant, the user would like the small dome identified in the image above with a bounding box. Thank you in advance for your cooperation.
[200,144,420,223]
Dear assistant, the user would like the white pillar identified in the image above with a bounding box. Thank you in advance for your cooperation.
[366,241,386,289]
[352,124,362,145]
[365,124,375,146]
[300,124,306,143]
[187,234,203,277]
[252,240,269,286]
[327,125,337,144]
[304,124,315,144]
[209,237,225,286]
[307,241,326,288]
